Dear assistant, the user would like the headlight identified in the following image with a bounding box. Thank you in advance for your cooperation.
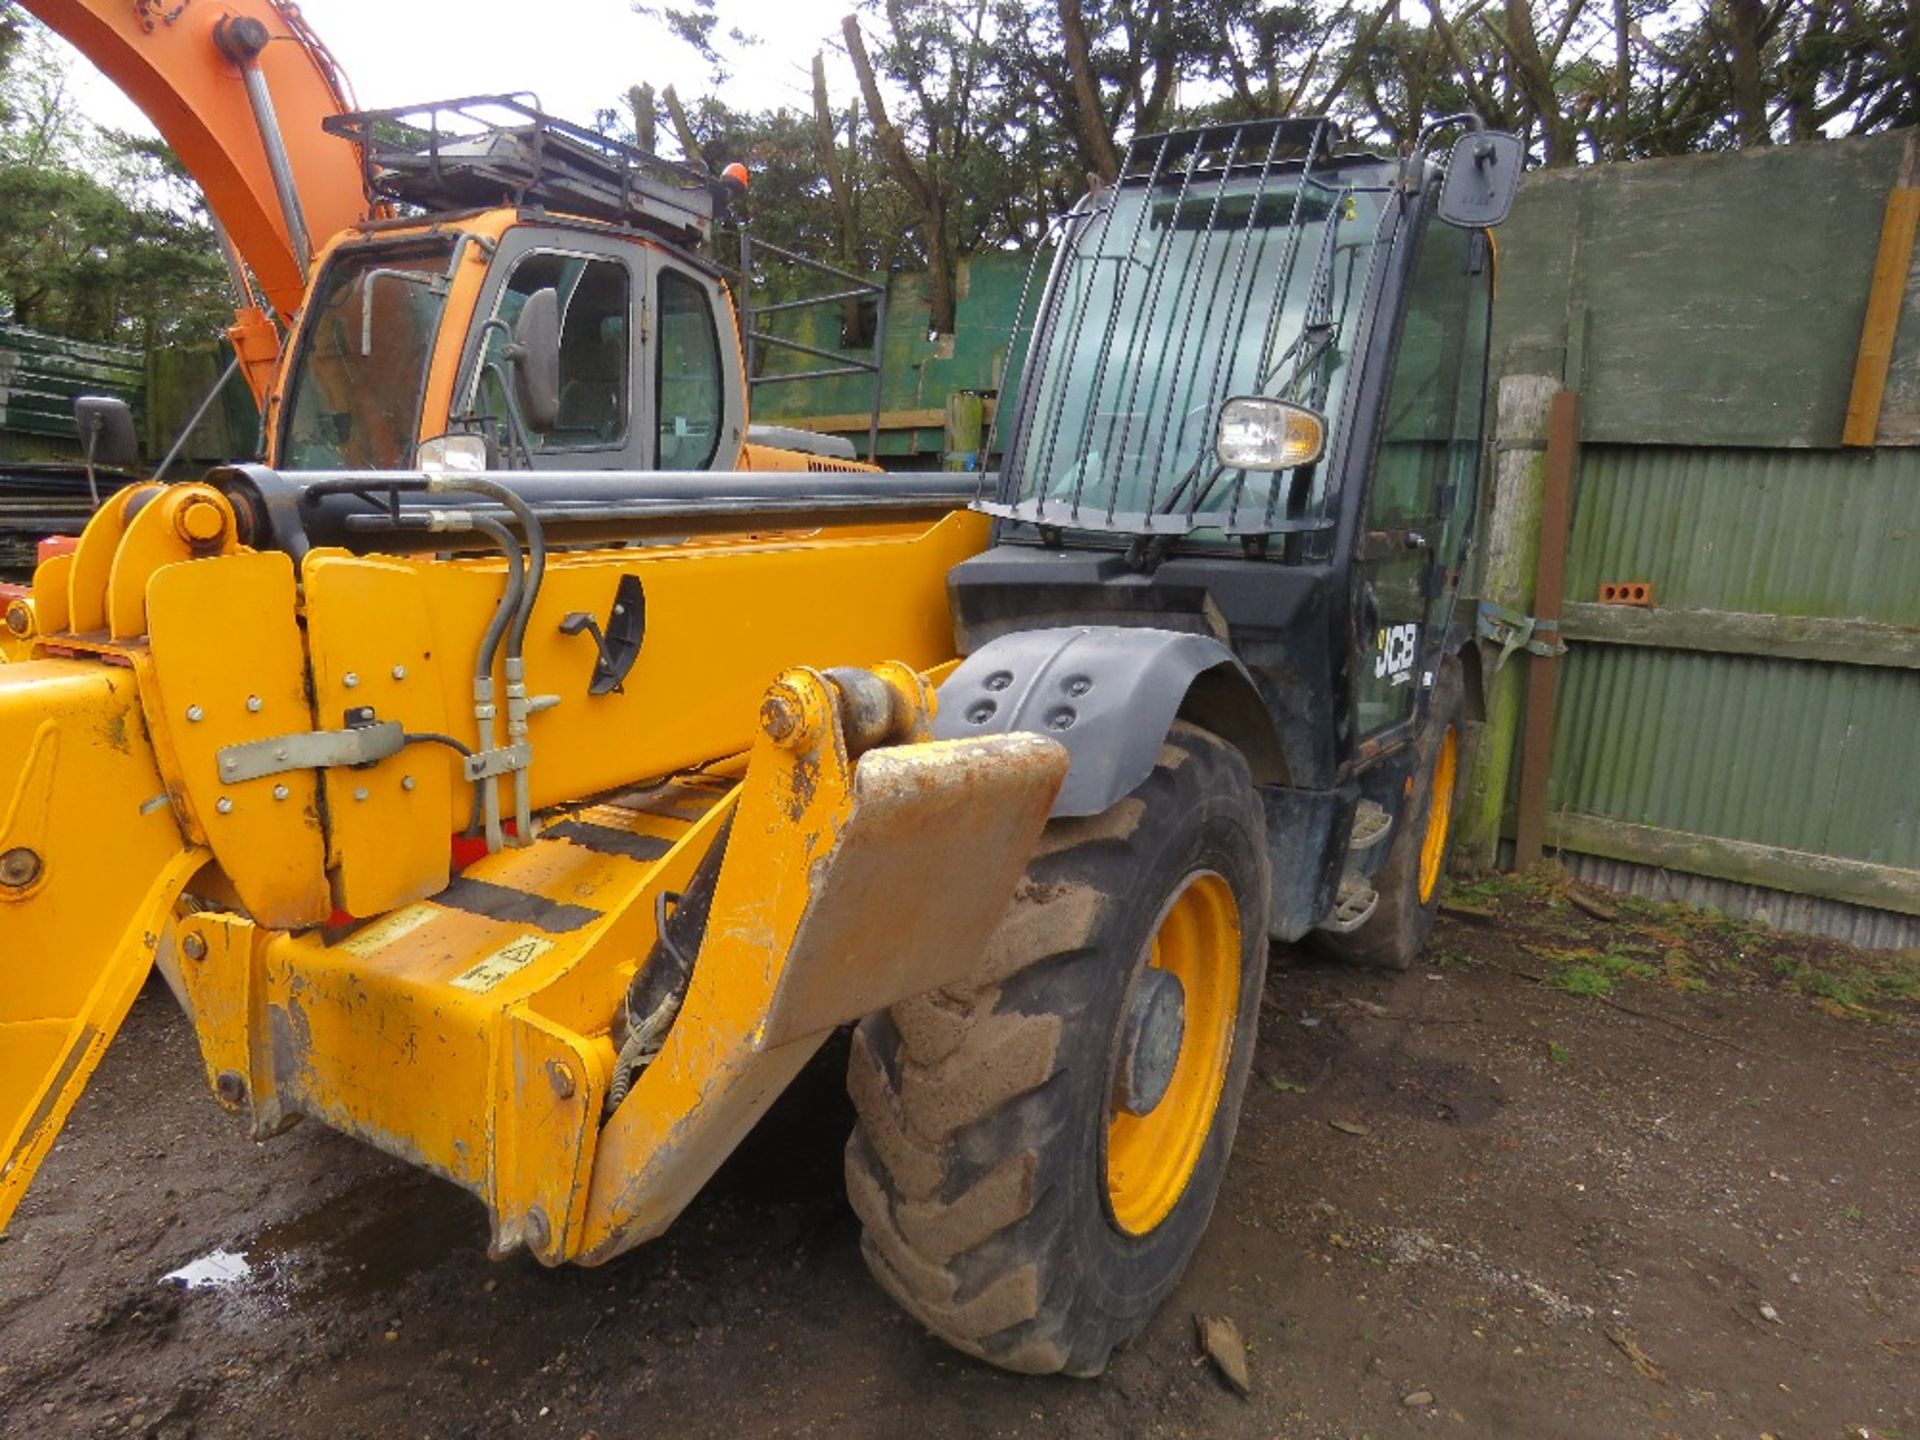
[1215,397,1326,471]
[416,433,490,475]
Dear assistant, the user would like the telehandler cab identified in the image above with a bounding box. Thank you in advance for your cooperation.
[0,97,1519,1378]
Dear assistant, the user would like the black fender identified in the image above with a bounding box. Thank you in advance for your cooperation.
[933,627,1286,818]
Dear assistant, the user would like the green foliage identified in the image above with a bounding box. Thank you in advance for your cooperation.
[1769,949,1920,1018]
[613,0,1918,320]
[1543,947,1655,997]
[0,11,230,346]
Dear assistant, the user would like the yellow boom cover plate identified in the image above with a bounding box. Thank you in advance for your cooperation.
[0,659,202,1233]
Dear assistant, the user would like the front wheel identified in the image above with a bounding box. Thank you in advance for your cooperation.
[844,722,1270,1376]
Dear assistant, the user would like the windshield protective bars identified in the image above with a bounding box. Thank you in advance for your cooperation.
[984,116,1395,541]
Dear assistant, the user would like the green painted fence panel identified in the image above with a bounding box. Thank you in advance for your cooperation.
[751,252,1036,461]
[1491,129,1920,447]
[1566,444,1920,624]
[1549,644,1919,870]
[0,323,144,449]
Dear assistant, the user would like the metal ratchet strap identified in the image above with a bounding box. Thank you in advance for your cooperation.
[1475,598,1568,672]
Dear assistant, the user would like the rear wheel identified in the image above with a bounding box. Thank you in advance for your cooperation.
[844,722,1269,1376]
[1317,655,1465,970]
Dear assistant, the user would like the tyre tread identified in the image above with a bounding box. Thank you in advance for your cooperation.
[846,723,1266,1374]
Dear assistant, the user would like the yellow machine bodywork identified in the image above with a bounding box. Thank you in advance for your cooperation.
[0,480,1066,1251]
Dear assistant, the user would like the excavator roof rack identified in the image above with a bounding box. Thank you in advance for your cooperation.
[324,94,726,247]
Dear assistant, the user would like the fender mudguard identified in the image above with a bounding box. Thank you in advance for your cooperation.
[933,626,1283,818]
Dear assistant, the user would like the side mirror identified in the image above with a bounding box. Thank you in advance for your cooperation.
[506,287,562,434]
[74,395,138,469]
[1438,129,1523,229]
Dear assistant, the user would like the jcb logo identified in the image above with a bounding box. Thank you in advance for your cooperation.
[1374,623,1418,686]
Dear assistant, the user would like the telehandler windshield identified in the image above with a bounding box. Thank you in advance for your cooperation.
[997,125,1396,542]
[280,239,456,469]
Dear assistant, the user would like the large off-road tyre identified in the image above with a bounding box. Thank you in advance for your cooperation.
[844,721,1270,1377]
[1316,655,1466,970]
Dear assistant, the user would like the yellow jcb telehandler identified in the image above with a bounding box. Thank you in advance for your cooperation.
[0,9,1523,1371]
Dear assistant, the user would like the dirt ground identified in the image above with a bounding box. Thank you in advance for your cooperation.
[2,874,1915,1440]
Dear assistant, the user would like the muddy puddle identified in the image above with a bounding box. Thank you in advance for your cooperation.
[156,1169,487,1323]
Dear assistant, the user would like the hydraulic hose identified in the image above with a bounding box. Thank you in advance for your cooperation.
[466,513,524,849]
[426,476,547,846]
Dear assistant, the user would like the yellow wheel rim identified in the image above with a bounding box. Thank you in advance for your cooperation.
[1105,871,1241,1237]
[1418,726,1459,904]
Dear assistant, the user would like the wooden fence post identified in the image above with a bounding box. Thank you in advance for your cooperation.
[1511,389,1581,868]
[1455,372,1556,873]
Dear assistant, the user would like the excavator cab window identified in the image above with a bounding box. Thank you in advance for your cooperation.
[655,268,722,469]
[475,251,633,451]
[280,240,453,469]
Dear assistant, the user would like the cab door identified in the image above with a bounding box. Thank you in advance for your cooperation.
[458,228,652,469]
[1349,205,1493,751]
[650,260,745,469]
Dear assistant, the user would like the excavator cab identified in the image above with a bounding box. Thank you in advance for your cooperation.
[267,98,814,477]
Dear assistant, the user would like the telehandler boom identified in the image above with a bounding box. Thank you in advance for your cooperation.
[0,45,1522,1375]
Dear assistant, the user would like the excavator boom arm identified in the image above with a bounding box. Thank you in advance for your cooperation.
[19,0,370,324]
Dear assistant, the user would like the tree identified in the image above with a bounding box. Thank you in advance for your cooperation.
[610,0,1918,306]
[843,1,1021,333]
[0,9,231,345]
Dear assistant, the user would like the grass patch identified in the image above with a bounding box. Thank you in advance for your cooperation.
[1546,1040,1571,1065]
[1660,947,1711,993]
[1448,875,1521,908]
[1542,947,1655,998]
[1769,950,1920,1019]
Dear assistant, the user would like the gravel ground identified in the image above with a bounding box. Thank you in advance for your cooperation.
[2,874,1914,1439]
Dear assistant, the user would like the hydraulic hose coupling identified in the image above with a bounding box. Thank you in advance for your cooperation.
[474,673,504,851]
[504,656,539,845]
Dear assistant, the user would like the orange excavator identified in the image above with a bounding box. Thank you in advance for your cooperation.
[26,0,367,407]
[18,0,863,477]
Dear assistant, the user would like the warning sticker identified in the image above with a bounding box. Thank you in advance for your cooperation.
[450,934,555,994]
[338,904,436,957]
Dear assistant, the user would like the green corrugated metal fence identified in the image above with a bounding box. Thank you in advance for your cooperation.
[0,324,144,460]
[1487,128,1920,943]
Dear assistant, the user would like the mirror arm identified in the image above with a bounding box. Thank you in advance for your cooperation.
[81,418,100,510]
[472,316,539,469]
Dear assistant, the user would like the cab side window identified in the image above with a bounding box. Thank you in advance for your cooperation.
[478,252,631,449]
[1369,218,1488,531]
[656,270,723,469]
[1349,212,1492,742]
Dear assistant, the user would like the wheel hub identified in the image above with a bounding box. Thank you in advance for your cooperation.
[1115,967,1186,1117]
[1105,869,1242,1236]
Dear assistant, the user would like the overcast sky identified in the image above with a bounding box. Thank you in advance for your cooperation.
[55,0,866,147]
